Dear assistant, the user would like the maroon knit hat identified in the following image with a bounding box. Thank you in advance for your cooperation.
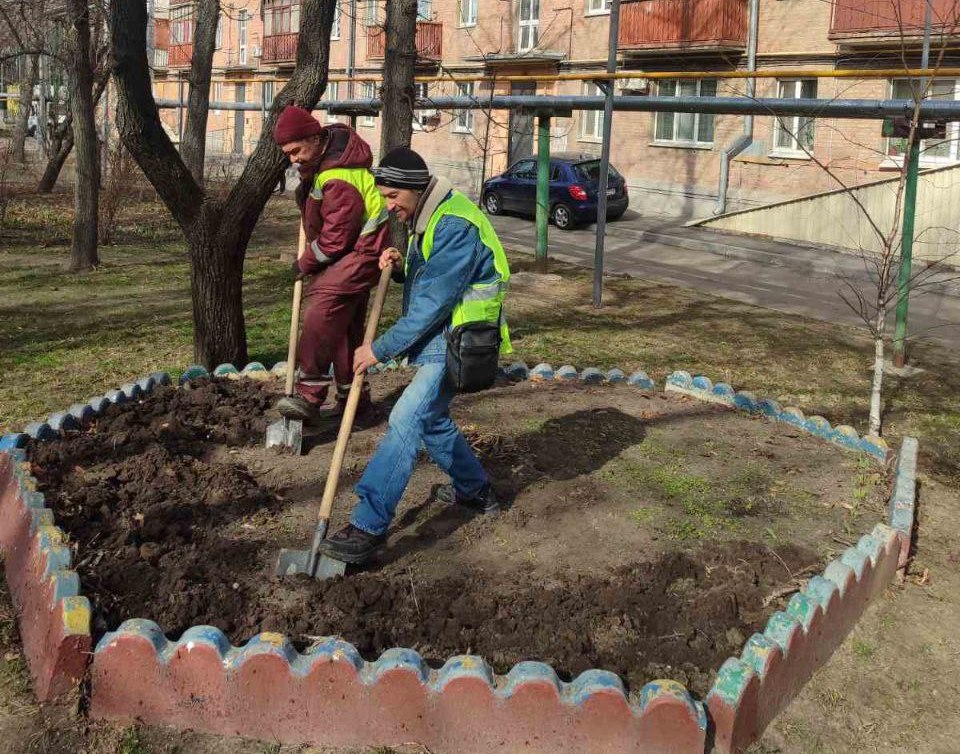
[273,105,324,145]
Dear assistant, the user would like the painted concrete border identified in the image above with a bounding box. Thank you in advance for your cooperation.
[0,361,915,752]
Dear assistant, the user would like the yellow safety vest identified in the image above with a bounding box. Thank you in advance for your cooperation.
[311,167,390,237]
[414,190,512,354]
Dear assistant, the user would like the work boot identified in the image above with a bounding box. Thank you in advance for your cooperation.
[276,394,319,421]
[320,524,387,565]
[316,384,373,421]
[432,483,500,514]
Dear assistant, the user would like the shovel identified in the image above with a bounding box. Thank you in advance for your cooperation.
[276,261,393,579]
[266,223,308,454]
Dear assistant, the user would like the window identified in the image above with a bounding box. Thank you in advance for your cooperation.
[211,81,223,114]
[888,78,959,164]
[360,81,377,126]
[454,82,475,132]
[364,0,379,26]
[511,159,537,179]
[170,4,194,45]
[325,81,339,122]
[773,79,817,156]
[418,0,431,20]
[237,10,248,65]
[654,79,717,146]
[580,82,604,140]
[215,14,222,48]
[263,81,275,107]
[264,1,300,35]
[413,82,435,130]
[518,0,539,52]
[332,1,342,39]
[459,0,478,26]
[587,0,611,14]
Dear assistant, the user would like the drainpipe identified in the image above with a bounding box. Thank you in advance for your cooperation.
[348,0,357,130]
[714,0,760,216]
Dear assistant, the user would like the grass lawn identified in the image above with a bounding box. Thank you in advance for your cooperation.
[1,190,959,753]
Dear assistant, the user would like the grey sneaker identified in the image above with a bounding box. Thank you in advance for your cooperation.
[432,483,500,513]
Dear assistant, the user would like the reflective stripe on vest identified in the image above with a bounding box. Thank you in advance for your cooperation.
[311,167,390,236]
[416,191,513,354]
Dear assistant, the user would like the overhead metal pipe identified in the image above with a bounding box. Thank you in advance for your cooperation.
[156,95,960,120]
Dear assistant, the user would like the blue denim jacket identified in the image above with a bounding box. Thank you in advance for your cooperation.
[372,194,498,366]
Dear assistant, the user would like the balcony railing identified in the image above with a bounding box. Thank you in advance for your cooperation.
[153,48,170,68]
[169,43,193,67]
[830,0,960,42]
[263,32,299,63]
[366,21,442,61]
[618,0,748,51]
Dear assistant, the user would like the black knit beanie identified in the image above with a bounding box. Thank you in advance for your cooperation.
[373,147,431,190]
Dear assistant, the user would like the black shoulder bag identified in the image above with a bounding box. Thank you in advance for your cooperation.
[445,316,502,393]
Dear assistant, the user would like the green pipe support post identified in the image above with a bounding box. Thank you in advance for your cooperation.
[536,113,551,270]
[893,135,920,368]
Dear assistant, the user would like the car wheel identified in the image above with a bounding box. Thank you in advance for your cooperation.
[552,203,576,231]
[608,210,625,221]
[483,192,503,216]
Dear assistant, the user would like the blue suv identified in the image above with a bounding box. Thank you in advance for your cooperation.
[481,153,629,231]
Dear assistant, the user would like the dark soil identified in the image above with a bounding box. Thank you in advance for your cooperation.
[29,376,855,697]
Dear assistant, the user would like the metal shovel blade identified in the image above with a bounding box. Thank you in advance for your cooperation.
[275,547,347,580]
[265,417,303,455]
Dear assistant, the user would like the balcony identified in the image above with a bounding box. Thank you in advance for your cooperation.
[618,0,748,53]
[153,48,170,68]
[169,43,193,67]
[830,0,960,44]
[366,21,442,61]
[263,32,299,63]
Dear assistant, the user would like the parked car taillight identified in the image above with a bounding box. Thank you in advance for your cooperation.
[568,185,589,201]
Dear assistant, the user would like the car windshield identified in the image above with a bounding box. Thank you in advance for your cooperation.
[573,160,621,183]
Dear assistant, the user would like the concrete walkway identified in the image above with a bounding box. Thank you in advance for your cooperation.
[489,210,960,352]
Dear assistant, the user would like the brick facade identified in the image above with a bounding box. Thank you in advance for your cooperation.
[149,0,959,217]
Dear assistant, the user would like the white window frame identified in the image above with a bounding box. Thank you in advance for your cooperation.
[518,0,539,52]
[211,81,223,115]
[418,0,431,20]
[454,82,475,133]
[331,1,342,39]
[325,81,340,122]
[412,82,435,130]
[263,81,275,107]
[215,13,222,48]
[886,78,960,166]
[459,0,478,27]
[586,0,611,16]
[364,0,379,27]
[653,79,717,148]
[360,81,377,127]
[771,79,817,158]
[580,82,604,141]
[237,10,248,65]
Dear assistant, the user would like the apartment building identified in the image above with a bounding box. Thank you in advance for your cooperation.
[149,0,960,218]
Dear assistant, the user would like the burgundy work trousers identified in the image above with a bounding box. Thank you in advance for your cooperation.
[296,288,370,405]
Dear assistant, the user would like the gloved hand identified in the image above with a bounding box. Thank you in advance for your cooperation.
[291,259,306,281]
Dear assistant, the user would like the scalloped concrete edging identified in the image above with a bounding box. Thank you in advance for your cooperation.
[0,361,917,753]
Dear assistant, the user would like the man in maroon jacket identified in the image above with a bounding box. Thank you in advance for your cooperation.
[272,106,391,420]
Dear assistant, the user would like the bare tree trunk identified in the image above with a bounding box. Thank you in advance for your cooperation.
[380,0,417,249]
[379,0,416,157]
[11,55,38,163]
[180,0,220,185]
[869,305,886,436]
[110,0,336,368]
[38,73,110,194]
[66,0,100,271]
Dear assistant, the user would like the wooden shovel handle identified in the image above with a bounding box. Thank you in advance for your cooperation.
[284,223,308,397]
[316,258,395,523]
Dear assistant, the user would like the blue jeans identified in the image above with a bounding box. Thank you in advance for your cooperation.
[350,361,489,535]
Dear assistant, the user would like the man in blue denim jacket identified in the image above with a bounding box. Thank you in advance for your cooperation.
[321,147,506,565]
